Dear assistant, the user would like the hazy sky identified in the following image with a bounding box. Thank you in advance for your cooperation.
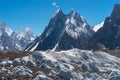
[0,0,120,35]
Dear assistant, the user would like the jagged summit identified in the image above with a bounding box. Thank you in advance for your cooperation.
[53,8,64,18]
[23,27,31,32]
[111,4,120,18]
[69,9,78,16]
[0,21,13,36]
[56,8,62,14]
[0,21,36,50]
[88,3,120,50]
[68,9,87,27]
[26,9,94,51]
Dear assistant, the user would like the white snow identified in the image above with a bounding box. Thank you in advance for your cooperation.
[81,16,84,19]
[39,51,57,62]
[36,49,120,79]
[16,27,35,41]
[52,43,58,51]
[5,27,13,36]
[0,22,13,36]
[93,22,104,32]
[0,21,36,50]
[65,18,70,24]
[34,75,49,80]
[64,10,92,39]
[12,66,32,76]
[30,42,39,51]
[70,17,76,25]
[0,60,13,65]
[65,23,89,39]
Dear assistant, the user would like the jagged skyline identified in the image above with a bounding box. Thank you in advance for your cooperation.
[0,0,119,35]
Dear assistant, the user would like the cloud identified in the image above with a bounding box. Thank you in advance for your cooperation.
[51,2,59,8]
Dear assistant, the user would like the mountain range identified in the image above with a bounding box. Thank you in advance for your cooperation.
[1,3,120,80]
[0,21,36,50]
[88,4,120,50]
[26,4,120,51]
[0,4,120,51]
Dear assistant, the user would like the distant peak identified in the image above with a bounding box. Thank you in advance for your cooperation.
[69,9,78,16]
[114,3,120,8]
[0,21,6,27]
[24,27,31,31]
[111,3,120,18]
[71,9,77,13]
[69,9,82,19]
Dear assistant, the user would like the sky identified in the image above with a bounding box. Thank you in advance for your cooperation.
[0,0,120,35]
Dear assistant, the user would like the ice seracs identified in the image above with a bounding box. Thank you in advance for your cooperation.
[2,49,120,80]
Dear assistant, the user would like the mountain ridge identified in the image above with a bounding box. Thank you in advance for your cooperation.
[26,8,94,51]
[88,3,120,50]
[0,21,36,50]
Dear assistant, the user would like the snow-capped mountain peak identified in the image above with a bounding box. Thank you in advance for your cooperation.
[56,8,62,14]
[69,9,78,16]
[64,10,94,39]
[53,8,64,18]
[17,27,35,40]
[24,27,31,32]
[93,22,104,32]
[68,10,87,27]
[26,9,94,51]
[13,27,36,50]
[0,21,36,50]
[0,21,13,36]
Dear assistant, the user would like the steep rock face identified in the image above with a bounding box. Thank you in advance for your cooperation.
[26,9,94,51]
[88,4,120,50]
[56,10,94,50]
[26,9,67,51]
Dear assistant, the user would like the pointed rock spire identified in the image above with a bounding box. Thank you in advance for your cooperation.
[68,9,88,27]
[69,9,78,16]
[26,8,94,51]
[111,4,120,18]
[56,8,63,14]
[69,9,80,19]
[53,8,64,18]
